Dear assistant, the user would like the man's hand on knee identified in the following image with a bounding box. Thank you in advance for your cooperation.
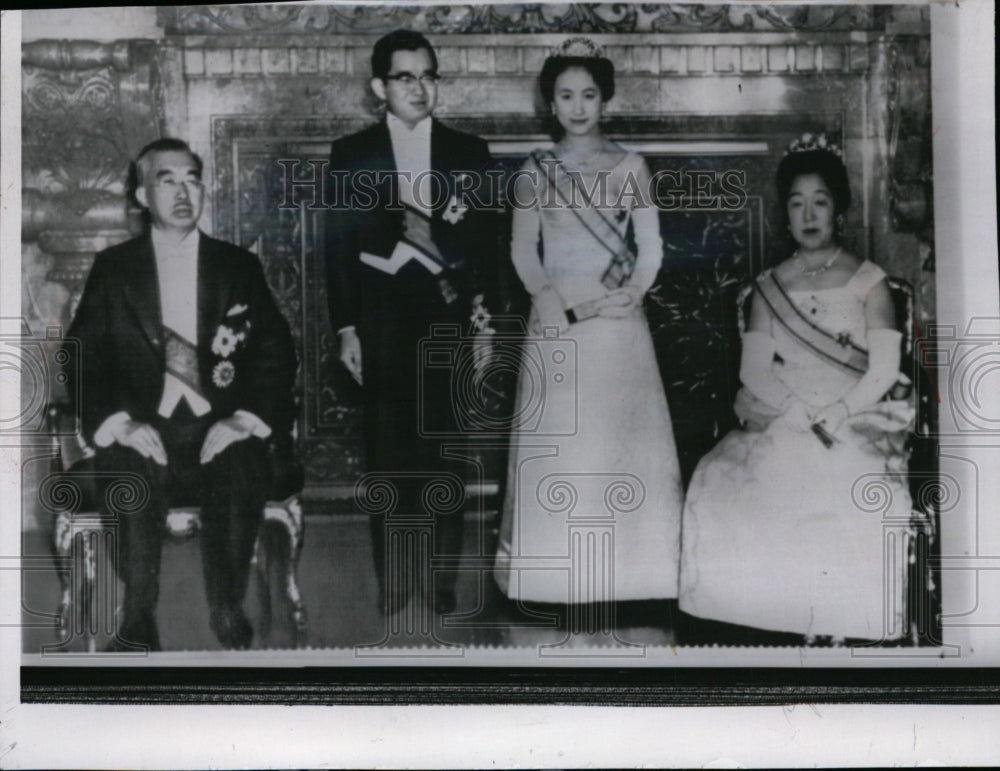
[113,420,168,466]
[199,414,256,464]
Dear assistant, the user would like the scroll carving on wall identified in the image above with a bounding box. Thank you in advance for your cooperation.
[22,40,164,300]
[158,3,886,36]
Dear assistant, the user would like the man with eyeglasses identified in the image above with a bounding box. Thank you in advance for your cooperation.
[65,138,296,650]
[326,30,496,617]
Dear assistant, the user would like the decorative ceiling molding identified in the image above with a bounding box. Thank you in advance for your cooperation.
[158,3,889,37]
[180,41,871,78]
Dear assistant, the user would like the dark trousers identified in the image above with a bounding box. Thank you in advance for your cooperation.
[361,285,467,609]
[363,467,466,609]
[95,405,270,647]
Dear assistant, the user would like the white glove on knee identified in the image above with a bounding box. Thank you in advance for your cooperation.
[739,331,794,410]
[841,328,903,415]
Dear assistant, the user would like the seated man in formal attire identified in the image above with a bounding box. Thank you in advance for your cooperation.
[326,30,496,616]
[65,138,297,650]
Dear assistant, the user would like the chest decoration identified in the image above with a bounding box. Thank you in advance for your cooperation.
[210,304,252,388]
[442,174,470,225]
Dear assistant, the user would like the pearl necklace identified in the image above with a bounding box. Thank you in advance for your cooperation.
[796,248,842,278]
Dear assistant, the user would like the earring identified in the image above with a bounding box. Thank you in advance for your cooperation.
[836,214,845,233]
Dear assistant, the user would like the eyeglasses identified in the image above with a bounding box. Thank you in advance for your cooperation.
[383,72,441,89]
[151,176,205,192]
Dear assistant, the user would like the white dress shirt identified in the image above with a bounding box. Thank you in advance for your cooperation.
[93,228,270,448]
[339,113,435,338]
[152,227,211,419]
[386,112,433,217]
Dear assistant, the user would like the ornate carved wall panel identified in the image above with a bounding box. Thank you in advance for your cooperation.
[159,4,887,36]
[22,40,164,308]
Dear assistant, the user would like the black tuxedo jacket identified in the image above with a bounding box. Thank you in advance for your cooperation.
[66,231,297,446]
[325,118,496,341]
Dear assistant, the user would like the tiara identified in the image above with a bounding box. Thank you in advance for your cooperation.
[551,37,606,59]
[786,132,843,158]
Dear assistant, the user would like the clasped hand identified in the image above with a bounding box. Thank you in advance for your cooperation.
[531,286,642,335]
[782,399,849,434]
[595,286,642,318]
[113,415,256,466]
[813,401,849,433]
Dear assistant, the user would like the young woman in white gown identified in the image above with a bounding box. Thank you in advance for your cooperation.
[678,139,915,642]
[493,39,684,606]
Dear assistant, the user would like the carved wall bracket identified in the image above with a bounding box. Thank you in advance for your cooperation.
[22,39,164,293]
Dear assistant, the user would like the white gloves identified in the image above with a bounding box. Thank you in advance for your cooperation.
[739,331,794,411]
[841,328,903,415]
[810,328,904,435]
[740,327,903,436]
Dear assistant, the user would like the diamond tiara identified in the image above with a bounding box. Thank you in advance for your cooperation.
[550,37,606,59]
[787,132,843,158]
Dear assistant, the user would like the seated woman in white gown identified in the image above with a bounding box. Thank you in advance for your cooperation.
[493,38,684,607]
[678,137,914,643]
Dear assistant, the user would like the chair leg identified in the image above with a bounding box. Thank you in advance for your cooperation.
[50,512,105,653]
[285,498,308,643]
[256,498,307,647]
[907,511,943,647]
[81,531,98,653]
[54,512,73,642]
[252,536,274,643]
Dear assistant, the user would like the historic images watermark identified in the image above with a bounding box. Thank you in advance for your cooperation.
[418,320,578,438]
[0,318,78,438]
[275,160,749,213]
[922,317,1000,438]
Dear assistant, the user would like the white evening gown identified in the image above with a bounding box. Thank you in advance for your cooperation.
[679,261,914,639]
[493,151,684,604]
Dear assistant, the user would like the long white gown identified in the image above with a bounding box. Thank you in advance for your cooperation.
[679,261,915,640]
[493,151,685,604]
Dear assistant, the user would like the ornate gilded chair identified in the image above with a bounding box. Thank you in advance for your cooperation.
[45,404,308,651]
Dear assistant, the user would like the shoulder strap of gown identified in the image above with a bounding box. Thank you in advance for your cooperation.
[845,260,887,299]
